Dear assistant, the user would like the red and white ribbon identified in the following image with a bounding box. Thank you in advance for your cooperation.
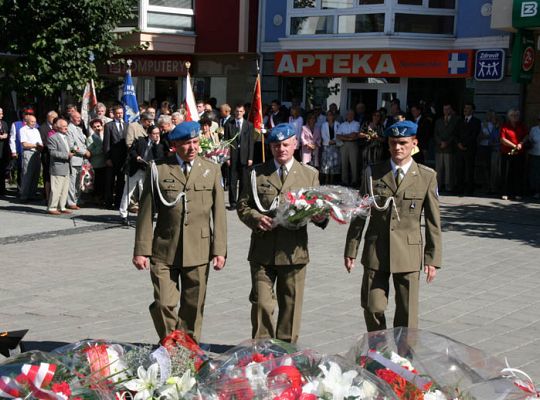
[502,359,540,398]
[0,362,64,399]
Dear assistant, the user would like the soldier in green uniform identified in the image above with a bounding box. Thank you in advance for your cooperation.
[344,120,442,332]
[237,123,327,343]
[133,121,227,342]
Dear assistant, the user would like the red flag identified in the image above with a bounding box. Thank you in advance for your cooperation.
[248,73,263,133]
[184,71,199,122]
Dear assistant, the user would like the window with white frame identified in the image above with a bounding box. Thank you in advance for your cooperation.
[287,0,457,36]
[143,0,194,33]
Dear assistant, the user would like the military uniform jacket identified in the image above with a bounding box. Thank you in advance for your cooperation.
[134,155,227,267]
[345,160,442,273]
[237,159,321,266]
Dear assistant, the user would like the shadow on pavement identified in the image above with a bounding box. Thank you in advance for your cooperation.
[440,200,540,247]
[21,340,71,352]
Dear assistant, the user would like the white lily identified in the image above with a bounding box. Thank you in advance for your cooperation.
[424,389,447,400]
[390,351,414,371]
[156,370,196,400]
[315,361,364,400]
[245,362,268,389]
[123,363,161,400]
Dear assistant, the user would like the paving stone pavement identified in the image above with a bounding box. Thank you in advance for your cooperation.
[1,193,540,380]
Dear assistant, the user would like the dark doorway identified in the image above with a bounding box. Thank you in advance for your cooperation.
[348,89,378,115]
[155,78,179,109]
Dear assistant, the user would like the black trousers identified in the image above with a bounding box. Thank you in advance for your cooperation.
[0,157,9,195]
[501,153,526,197]
[105,164,125,208]
[228,159,249,206]
[455,149,476,194]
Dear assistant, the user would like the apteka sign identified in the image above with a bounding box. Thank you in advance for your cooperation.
[275,50,474,78]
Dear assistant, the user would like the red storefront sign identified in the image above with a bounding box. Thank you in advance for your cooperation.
[107,55,192,77]
[275,50,474,78]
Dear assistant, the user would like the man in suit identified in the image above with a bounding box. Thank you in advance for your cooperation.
[47,119,73,215]
[125,111,154,149]
[133,121,227,343]
[237,123,327,344]
[119,125,167,223]
[433,103,459,192]
[455,103,481,195]
[39,111,57,202]
[410,104,433,165]
[0,107,9,196]
[67,112,90,209]
[266,100,288,130]
[344,120,442,332]
[225,104,254,210]
[103,105,128,209]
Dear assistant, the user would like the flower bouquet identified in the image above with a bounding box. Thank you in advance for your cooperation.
[0,350,96,399]
[197,346,398,400]
[347,328,538,400]
[198,134,238,165]
[273,185,374,229]
[50,330,204,399]
[79,161,95,193]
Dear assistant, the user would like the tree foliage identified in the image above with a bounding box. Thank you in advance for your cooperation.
[0,0,138,99]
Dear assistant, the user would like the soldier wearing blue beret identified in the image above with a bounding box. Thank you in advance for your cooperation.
[237,122,328,343]
[344,119,442,332]
[133,120,227,343]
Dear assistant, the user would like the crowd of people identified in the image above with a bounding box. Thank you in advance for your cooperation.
[0,97,539,219]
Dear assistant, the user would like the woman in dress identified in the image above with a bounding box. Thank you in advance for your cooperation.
[289,105,304,161]
[199,117,220,145]
[320,110,341,184]
[500,108,528,200]
[359,111,384,175]
[301,113,321,168]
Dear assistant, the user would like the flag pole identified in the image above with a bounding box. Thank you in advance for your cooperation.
[257,60,265,163]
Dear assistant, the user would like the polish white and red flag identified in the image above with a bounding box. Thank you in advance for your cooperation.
[81,79,97,129]
[184,71,199,122]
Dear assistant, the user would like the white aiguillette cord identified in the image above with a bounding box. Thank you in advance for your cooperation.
[366,165,400,222]
[150,161,186,208]
[251,169,280,213]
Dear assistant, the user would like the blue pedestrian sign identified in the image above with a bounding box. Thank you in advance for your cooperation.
[475,49,505,81]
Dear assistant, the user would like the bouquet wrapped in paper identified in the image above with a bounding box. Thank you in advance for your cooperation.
[79,160,95,193]
[273,185,374,229]
[0,350,96,399]
[198,134,238,165]
[197,345,398,400]
[347,327,537,400]
[51,330,204,399]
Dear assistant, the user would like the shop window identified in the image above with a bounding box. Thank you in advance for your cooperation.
[394,13,454,34]
[293,0,316,8]
[281,78,304,103]
[397,0,422,4]
[322,0,355,8]
[359,0,384,4]
[291,16,334,35]
[428,0,455,9]
[338,13,384,33]
[306,78,340,110]
[147,12,194,31]
[118,6,139,28]
[149,0,193,8]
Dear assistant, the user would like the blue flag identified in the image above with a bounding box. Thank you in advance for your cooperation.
[121,69,139,123]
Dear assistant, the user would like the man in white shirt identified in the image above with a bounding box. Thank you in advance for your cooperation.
[19,115,43,201]
[336,110,361,187]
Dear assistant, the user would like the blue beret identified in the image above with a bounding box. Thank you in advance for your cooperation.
[384,120,418,138]
[169,121,200,141]
[268,123,296,143]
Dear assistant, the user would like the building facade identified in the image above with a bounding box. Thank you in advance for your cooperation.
[259,0,517,119]
[101,0,260,109]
